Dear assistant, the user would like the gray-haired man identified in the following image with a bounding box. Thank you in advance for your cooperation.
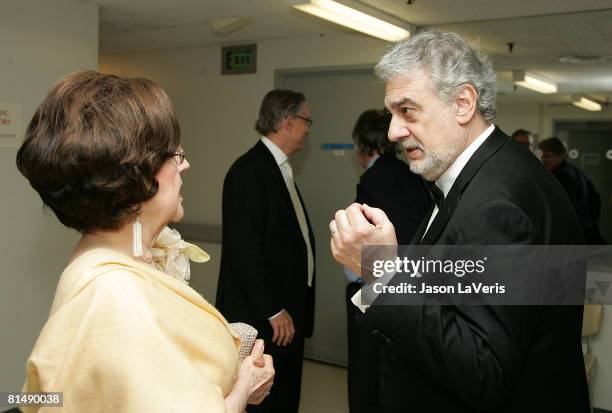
[330,30,588,412]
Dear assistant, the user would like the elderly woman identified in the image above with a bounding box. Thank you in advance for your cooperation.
[16,70,273,412]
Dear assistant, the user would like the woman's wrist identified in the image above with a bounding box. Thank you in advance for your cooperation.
[225,377,249,413]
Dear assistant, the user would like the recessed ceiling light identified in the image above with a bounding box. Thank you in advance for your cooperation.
[513,71,557,94]
[559,55,610,64]
[572,96,602,111]
[292,0,411,42]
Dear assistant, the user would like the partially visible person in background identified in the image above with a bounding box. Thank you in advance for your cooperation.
[539,137,607,244]
[345,108,431,412]
[511,128,533,150]
[217,89,315,413]
[16,70,274,413]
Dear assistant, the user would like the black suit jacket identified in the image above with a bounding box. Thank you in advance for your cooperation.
[364,128,589,412]
[216,140,315,344]
[356,153,432,245]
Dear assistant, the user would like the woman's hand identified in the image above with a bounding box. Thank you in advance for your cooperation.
[225,339,275,412]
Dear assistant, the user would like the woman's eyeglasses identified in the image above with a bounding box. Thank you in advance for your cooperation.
[168,148,186,165]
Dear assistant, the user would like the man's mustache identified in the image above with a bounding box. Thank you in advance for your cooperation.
[398,138,423,151]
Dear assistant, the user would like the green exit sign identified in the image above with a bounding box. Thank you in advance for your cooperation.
[221,44,257,75]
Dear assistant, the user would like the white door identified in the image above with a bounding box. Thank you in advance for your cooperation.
[279,68,385,365]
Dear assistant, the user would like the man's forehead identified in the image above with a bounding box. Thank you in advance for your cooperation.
[384,80,417,106]
[384,72,433,106]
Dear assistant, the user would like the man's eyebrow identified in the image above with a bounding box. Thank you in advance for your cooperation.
[387,97,418,110]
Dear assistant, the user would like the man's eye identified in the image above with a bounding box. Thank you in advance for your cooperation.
[400,107,412,114]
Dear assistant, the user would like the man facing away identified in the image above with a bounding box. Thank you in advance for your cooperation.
[330,30,589,412]
[345,108,431,412]
[217,90,315,413]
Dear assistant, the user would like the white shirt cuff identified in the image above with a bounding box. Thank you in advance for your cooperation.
[351,270,399,313]
[268,309,285,320]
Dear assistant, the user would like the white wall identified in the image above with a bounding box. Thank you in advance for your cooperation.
[0,0,99,392]
[496,102,544,139]
[100,33,388,226]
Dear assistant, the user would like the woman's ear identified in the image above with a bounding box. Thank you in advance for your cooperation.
[455,84,478,125]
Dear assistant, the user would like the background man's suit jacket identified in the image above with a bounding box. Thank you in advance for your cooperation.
[356,153,432,245]
[217,140,315,345]
[364,128,589,412]
[348,153,432,413]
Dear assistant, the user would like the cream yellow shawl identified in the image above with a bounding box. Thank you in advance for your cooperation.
[23,248,240,412]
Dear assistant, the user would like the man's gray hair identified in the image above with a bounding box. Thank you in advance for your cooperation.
[375,29,497,122]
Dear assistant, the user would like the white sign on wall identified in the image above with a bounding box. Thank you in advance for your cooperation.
[0,101,23,148]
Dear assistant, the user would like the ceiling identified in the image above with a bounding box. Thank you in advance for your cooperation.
[88,0,612,105]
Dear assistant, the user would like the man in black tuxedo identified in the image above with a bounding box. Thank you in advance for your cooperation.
[330,30,589,412]
[217,90,315,413]
[345,109,431,412]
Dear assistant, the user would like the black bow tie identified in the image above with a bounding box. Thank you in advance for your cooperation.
[428,182,445,209]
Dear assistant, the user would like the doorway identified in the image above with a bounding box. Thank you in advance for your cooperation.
[555,121,612,243]
[277,67,385,365]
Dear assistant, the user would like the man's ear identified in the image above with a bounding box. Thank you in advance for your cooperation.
[455,84,478,125]
[275,116,290,133]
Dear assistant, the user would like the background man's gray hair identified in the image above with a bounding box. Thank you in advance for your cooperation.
[375,29,497,122]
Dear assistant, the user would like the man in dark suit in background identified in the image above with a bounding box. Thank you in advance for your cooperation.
[345,108,431,412]
[352,109,432,246]
[217,90,315,413]
[511,128,533,150]
[538,136,607,245]
[330,30,588,412]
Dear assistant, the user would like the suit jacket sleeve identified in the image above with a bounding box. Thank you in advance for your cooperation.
[366,199,538,411]
[222,164,282,320]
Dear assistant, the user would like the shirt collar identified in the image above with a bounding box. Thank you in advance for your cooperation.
[261,136,288,166]
[436,123,495,196]
[366,154,380,170]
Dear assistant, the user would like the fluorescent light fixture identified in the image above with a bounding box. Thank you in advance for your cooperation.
[293,0,410,42]
[572,96,602,111]
[513,71,557,94]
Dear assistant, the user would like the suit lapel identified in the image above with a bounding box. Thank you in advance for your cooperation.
[411,205,435,245]
[420,127,509,245]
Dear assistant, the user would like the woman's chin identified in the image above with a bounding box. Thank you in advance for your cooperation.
[171,206,185,223]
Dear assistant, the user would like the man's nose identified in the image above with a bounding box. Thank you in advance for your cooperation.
[388,116,409,142]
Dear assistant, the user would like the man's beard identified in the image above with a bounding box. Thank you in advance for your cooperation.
[399,135,465,181]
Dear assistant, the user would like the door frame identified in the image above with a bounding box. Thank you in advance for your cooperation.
[275,65,376,89]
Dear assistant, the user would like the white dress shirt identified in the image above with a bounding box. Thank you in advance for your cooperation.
[261,137,314,320]
[422,123,496,236]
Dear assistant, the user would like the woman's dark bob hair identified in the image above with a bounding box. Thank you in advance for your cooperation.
[16,70,181,233]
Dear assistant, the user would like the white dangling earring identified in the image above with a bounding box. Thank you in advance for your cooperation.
[133,218,143,257]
